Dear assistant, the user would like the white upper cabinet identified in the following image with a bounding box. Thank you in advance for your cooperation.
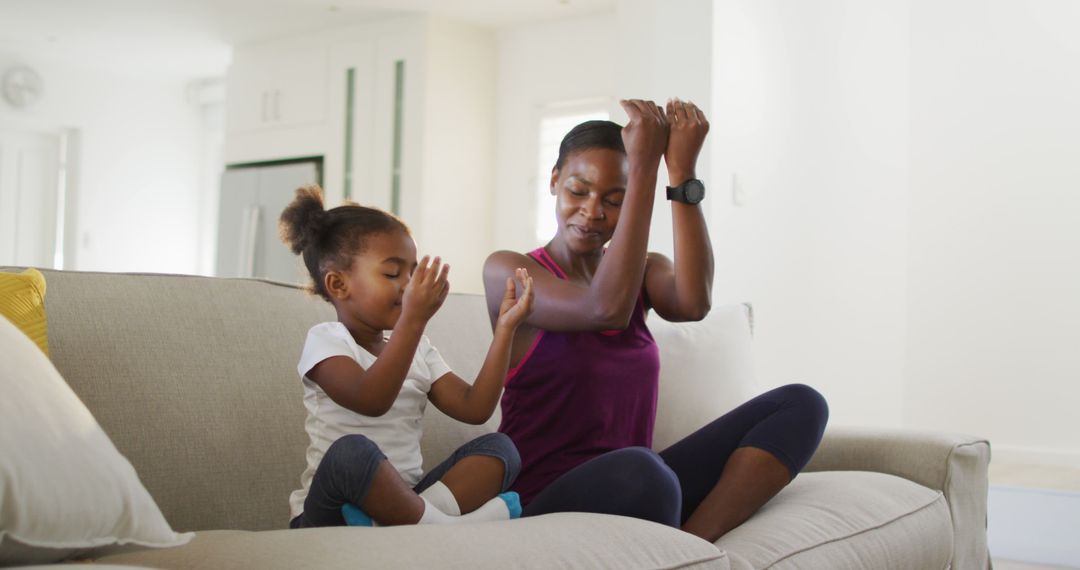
[225,44,328,134]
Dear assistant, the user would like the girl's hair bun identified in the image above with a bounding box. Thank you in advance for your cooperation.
[278,185,408,302]
[279,184,329,255]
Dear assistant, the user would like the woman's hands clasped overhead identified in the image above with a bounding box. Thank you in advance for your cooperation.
[619,99,669,170]
[664,98,709,184]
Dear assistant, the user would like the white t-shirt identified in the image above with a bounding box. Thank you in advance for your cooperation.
[288,322,453,519]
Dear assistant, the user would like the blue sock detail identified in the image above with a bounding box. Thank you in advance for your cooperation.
[499,491,522,519]
[341,503,374,526]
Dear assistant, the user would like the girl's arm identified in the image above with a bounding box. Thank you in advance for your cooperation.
[483,99,668,332]
[645,99,713,322]
[308,258,450,417]
[430,269,533,424]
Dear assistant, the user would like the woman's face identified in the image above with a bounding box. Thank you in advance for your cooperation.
[550,148,629,254]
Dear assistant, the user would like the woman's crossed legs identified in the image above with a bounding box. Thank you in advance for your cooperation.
[523,384,828,541]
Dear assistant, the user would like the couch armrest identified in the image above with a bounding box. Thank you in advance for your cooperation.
[804,427,991,569]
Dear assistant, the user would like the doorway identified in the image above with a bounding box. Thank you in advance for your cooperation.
[0,123,75,269]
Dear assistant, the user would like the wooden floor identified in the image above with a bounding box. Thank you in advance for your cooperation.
[988,457,1080,569]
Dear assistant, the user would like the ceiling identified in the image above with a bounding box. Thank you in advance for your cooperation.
[0,0,615,80]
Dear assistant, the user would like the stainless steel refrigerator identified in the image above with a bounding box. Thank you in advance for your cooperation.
[215,159,320,284]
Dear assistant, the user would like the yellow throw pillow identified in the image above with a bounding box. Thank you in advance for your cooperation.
[0,268,49,356]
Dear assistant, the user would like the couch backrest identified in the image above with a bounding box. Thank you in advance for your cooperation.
[22,268,756,534]
[28,269,495,533]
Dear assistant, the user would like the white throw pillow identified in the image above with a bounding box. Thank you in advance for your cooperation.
[0,315,192,565]
[648,303,759,451]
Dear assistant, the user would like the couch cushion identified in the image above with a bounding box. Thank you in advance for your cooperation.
[647,304,758,451]
[96,513,729,570]
[0,268,49,355]
[717,471,953,569]
[0,315,191,565]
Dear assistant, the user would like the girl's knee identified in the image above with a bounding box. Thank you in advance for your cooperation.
[476,432,522,480]
[326,434,382,464]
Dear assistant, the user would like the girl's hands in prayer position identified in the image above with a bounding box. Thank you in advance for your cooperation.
[401,256,450,325]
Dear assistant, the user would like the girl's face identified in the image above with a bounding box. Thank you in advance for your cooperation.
[332,229,418,332]
[550,148,628,254]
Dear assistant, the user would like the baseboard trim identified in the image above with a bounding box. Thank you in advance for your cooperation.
[992,445,1080,469]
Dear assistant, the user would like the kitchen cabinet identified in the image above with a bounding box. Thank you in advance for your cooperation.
[224,44,327,134]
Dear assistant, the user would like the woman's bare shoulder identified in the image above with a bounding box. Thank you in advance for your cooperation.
[483,250,541,294]
[485,249,533,267]
[484,250,538,277]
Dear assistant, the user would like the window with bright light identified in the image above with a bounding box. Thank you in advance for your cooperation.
[535,108,610,243]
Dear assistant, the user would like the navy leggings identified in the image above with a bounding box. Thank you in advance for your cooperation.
[522,383,829,527]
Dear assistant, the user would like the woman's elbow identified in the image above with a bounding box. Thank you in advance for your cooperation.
[592,304,633,330]
[686,301,711,322]
[669,300,710,323]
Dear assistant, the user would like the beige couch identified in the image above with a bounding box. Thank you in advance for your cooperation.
[17,269,990,569]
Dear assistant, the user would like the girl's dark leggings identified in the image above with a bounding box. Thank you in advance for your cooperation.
[522,383,829,527]
[290,432,520,528]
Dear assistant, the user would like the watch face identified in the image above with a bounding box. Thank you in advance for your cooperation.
[684,179,705,204]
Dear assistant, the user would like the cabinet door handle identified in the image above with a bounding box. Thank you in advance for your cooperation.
[261,91,269,122]
[273,90,281,121]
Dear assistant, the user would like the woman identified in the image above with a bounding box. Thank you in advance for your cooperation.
[482,98,828,542]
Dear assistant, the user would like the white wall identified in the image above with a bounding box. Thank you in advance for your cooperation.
[0,53,208,274]
[494,13,619,254]
[419,17,498,294]
[712,0,1080,452]
[711,1,910,427]
[907,0,1080,463]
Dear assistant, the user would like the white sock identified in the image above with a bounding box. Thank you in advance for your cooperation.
[454,496,511,523]
[415,496,512,525]
[416,497,457,525]
[419,482,460,516]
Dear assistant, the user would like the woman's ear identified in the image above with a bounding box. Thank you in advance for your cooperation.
[325,271,348,300]
[549,167,559,196]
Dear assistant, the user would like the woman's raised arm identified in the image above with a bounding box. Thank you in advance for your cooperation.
[483,99,668,332]
[645,99,714,322]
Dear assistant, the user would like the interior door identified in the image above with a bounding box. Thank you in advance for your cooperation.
[0,126,61,268]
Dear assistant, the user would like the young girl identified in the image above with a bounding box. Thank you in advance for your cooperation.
[279,185,534,528]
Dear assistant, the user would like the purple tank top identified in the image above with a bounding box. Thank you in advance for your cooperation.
[498,247,661,504]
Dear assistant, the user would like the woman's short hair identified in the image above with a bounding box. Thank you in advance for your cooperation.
[554,120,625,171]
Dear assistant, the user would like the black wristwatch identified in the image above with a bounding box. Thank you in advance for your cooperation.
[666,179,706,205]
